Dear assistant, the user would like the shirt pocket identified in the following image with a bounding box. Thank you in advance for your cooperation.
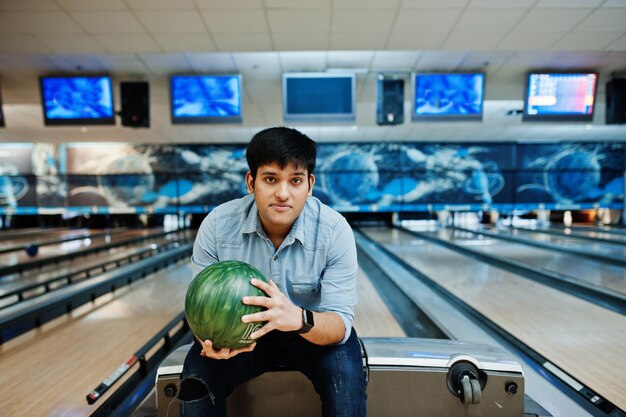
[289,277,321,301]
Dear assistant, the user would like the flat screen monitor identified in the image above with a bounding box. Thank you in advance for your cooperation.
[523,72,597,122]
[283,73,356,123]
[170,74,242,124]
[39,76,115,126]
[412,73,485,121]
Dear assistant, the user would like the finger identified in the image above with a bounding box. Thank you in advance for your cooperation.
[242,342,256,352]
[250,323,273,340]
[227,342,256,359]
[207,347,231,360]
[268,279,279,290]
[242,295,271,307]
[235,342,257,354]
[242,310,270,323]
[250,278,273,295]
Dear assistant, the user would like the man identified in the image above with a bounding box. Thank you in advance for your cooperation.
[178,127,367,417]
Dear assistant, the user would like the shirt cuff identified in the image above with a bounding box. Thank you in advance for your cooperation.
[336,313,353,345]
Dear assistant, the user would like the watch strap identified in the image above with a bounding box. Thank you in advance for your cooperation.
[297,308,314,334]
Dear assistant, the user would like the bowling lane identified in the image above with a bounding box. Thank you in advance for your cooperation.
[0,231,193,307]
[0,228,118,251]
[417,227,626,295]
[0,228,168,270]
[514,225,626,245]
[0,261,194,417]
[484,225,626,259]
[362,226,626,411]
[0,251,403,416]
[0,227,75,241]
[353,266,405,338]
[562,224,626,236]
[0,227,74,244]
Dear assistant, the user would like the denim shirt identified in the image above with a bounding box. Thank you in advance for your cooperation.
[191,193,358,344]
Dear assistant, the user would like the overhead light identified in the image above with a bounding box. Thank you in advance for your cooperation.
[326,68,368,74]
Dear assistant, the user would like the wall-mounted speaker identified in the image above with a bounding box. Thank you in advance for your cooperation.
[606,78,626,125]
[121,81,150,128]
[376,78,404,126]
[0,85,5,127]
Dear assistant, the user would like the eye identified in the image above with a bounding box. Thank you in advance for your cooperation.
[264,177,276,184]
[292,178,303,185]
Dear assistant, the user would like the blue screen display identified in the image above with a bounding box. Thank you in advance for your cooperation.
[40,76,114,122]
[525,73,596,117]
[284,74,355,122]
[171,75,242,122]
[413,73,484,119]
[286,77,353,114]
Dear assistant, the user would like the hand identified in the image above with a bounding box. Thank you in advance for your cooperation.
[241,279,303,339]
[195,335,256,360]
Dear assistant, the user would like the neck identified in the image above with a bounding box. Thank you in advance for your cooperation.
[265,226,290,250]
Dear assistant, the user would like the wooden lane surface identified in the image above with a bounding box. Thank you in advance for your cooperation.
[0,262,194,417]
[0,229,167,269]
[0,231,193,298]
[353,266,405,338]
[0,232,173,286]
[453,230,626,295]
[363,226,626,411]
[0,258,403,416]
[0,229,108,249]
[0,227,66,240]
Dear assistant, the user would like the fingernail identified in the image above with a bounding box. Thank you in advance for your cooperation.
[242,297,248,303]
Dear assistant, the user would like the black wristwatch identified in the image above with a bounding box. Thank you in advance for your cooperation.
[297,308,314,334]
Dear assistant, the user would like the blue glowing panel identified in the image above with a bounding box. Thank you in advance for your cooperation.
[412,73,484,120]
[0,175,36,207]
[283,73,355,122]
[171,75,242,124]
[40,76,115,125]
[524,73,597,121]
[515,143,624,208]
[67,174,178,208]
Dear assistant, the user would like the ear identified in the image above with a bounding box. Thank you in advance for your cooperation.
[307,174,315,196]
[245,172,255,194]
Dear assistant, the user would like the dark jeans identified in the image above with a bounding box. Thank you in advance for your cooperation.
[178,328,367,417]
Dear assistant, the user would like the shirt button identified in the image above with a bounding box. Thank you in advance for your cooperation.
[273,256,278,261]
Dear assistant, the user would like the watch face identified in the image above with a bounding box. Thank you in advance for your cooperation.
[298,309,314,334]
[304,309,314,326]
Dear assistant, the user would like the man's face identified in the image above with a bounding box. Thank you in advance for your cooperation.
[246,162,315,236]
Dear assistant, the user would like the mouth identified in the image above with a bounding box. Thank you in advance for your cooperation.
[270,203,292,212]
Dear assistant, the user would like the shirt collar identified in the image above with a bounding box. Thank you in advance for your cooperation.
[242,201,259,235]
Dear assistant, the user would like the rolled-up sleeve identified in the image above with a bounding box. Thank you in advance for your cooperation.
[318,219,358,345]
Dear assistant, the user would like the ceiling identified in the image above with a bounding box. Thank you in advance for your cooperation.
[0,0,625,144]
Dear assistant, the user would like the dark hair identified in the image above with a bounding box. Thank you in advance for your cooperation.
[246,127,317,178]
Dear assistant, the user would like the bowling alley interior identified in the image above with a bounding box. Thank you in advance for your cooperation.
[1,1,626,417]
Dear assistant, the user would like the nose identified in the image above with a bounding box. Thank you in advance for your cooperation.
[275,181,289,200]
